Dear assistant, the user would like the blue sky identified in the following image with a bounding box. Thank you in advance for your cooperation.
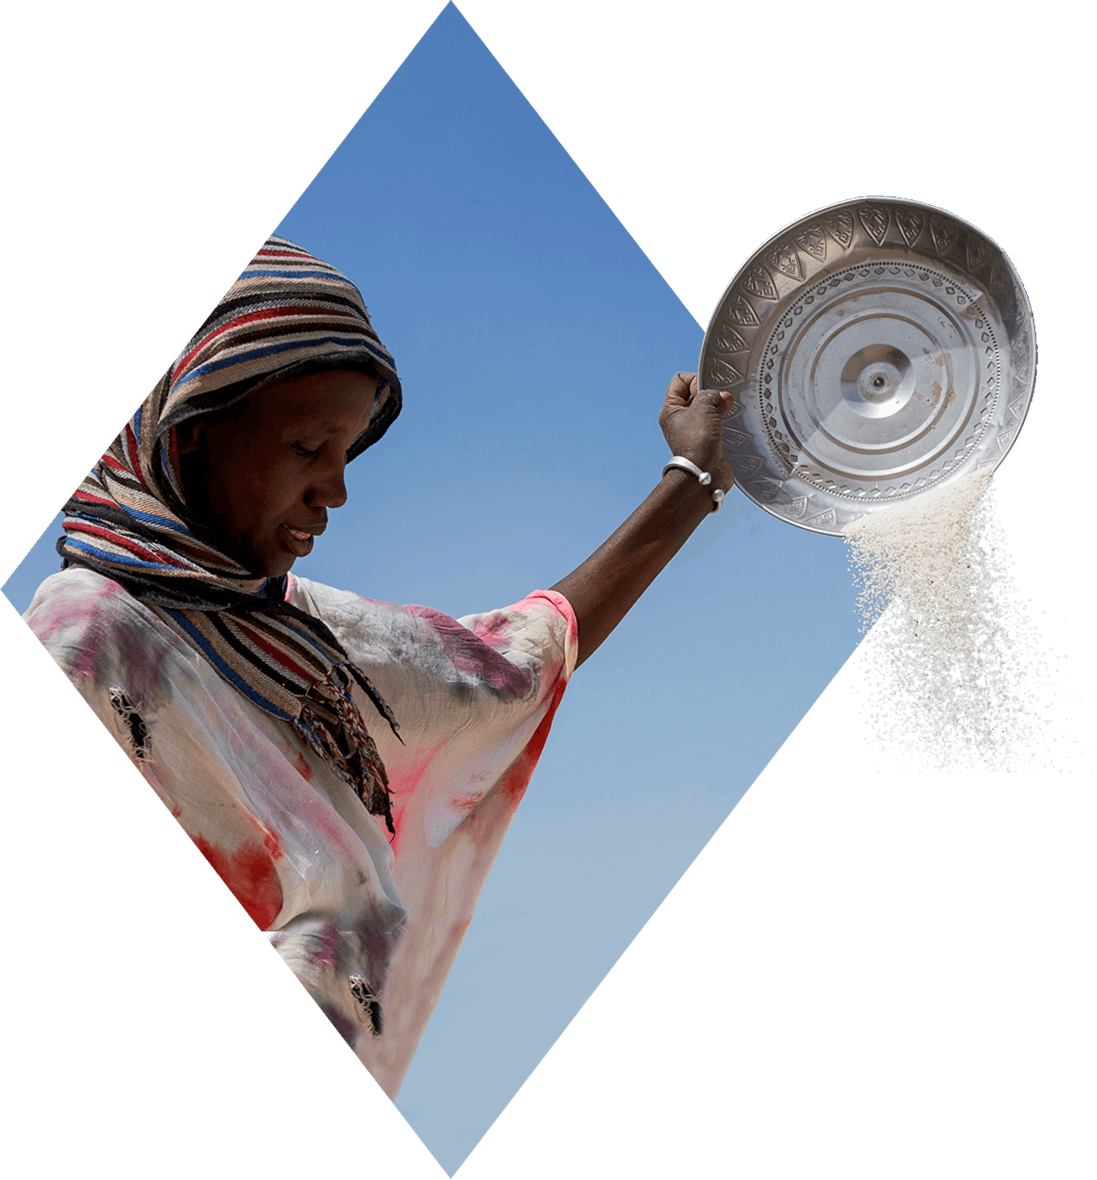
[4,7,862,1173]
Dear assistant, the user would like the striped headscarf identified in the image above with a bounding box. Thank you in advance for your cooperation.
[59,237,403,833]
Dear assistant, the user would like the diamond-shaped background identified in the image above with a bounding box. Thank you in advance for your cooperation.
[4,9,861,1169]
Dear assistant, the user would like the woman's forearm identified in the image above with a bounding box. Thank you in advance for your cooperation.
[551,467,720,668]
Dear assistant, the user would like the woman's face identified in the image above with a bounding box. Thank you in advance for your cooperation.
[178,368,379,577]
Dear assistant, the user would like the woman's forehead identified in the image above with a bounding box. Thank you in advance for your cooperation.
[250,369,380,433]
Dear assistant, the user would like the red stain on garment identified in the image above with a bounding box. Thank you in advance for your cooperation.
[294,752,313,781]
[499,675,570,807]
[193,833,283,930]
[241,813,284,863]
[448,784,490,816]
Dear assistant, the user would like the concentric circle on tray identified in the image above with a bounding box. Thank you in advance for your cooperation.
[700,198,1036,536]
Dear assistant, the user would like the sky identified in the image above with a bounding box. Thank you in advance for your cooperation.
[4,3,1094,1179]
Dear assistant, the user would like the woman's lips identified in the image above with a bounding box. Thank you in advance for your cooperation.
[280,523,323,557]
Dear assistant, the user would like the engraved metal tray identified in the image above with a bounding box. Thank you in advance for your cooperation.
[700,198,1037,536]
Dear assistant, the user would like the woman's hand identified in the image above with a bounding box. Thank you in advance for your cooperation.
[659,372,735,492]
[551,372,735,667]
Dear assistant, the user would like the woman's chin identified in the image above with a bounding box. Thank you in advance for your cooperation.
[231,543,295,580]
[257,552,297,579]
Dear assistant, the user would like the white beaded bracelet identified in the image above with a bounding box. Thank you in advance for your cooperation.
[662,456,724,512]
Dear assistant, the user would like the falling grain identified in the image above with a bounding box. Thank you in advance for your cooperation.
[845,471,1048,770]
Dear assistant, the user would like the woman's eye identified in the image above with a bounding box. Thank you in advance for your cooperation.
[293,443,321,457]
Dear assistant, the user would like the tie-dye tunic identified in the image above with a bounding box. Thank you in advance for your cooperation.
[26,567,577,1095]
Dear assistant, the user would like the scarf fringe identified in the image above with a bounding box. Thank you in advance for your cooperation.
[296,665,398,836]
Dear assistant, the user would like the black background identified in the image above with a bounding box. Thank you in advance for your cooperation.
[12,6,1080,1170]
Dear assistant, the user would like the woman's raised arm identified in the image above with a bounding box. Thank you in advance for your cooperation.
[550,372,734,668]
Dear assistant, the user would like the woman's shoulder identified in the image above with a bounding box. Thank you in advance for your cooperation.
[290,573,443,656]
[289,574,574,632]
[26,567,156,630]
[289,575,578,691]
[24,567,180,675]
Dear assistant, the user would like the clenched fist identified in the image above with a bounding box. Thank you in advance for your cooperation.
[658,372,735,493]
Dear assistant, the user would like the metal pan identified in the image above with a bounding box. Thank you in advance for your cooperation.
[700,197,1036,536]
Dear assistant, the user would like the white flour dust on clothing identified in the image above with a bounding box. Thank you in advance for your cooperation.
[845,471,1049,770]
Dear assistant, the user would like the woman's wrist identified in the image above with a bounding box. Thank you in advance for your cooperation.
[661,455,728,512]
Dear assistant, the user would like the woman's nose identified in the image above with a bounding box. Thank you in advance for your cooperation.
[308,460,348,509]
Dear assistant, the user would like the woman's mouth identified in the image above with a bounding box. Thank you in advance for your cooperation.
[281,524,319,557]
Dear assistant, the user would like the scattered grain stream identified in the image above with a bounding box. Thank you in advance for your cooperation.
[844,471,1050,770]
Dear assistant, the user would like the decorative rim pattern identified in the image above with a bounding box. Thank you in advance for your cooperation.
[700,198,1037,536]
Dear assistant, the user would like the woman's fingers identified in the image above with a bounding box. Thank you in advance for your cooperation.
[664,372,732,413]
[664,371,698,407]
[705,386,735,414]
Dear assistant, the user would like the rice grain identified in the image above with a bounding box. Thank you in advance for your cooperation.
[844,472,1049,770]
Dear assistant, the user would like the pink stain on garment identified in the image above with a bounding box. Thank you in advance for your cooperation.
[404,605,532,695]
[29,574,172,700]
[384,742,445,854]
[308,922,342,969]
[28,581,110,680]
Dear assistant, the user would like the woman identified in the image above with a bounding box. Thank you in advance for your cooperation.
[25,238,733,1096]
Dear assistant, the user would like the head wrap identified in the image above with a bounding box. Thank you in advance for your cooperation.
[58,237,402,833]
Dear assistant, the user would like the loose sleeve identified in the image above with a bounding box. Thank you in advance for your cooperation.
[291,577,578,1093]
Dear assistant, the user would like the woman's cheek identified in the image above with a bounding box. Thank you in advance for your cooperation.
[248,470,283,514]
